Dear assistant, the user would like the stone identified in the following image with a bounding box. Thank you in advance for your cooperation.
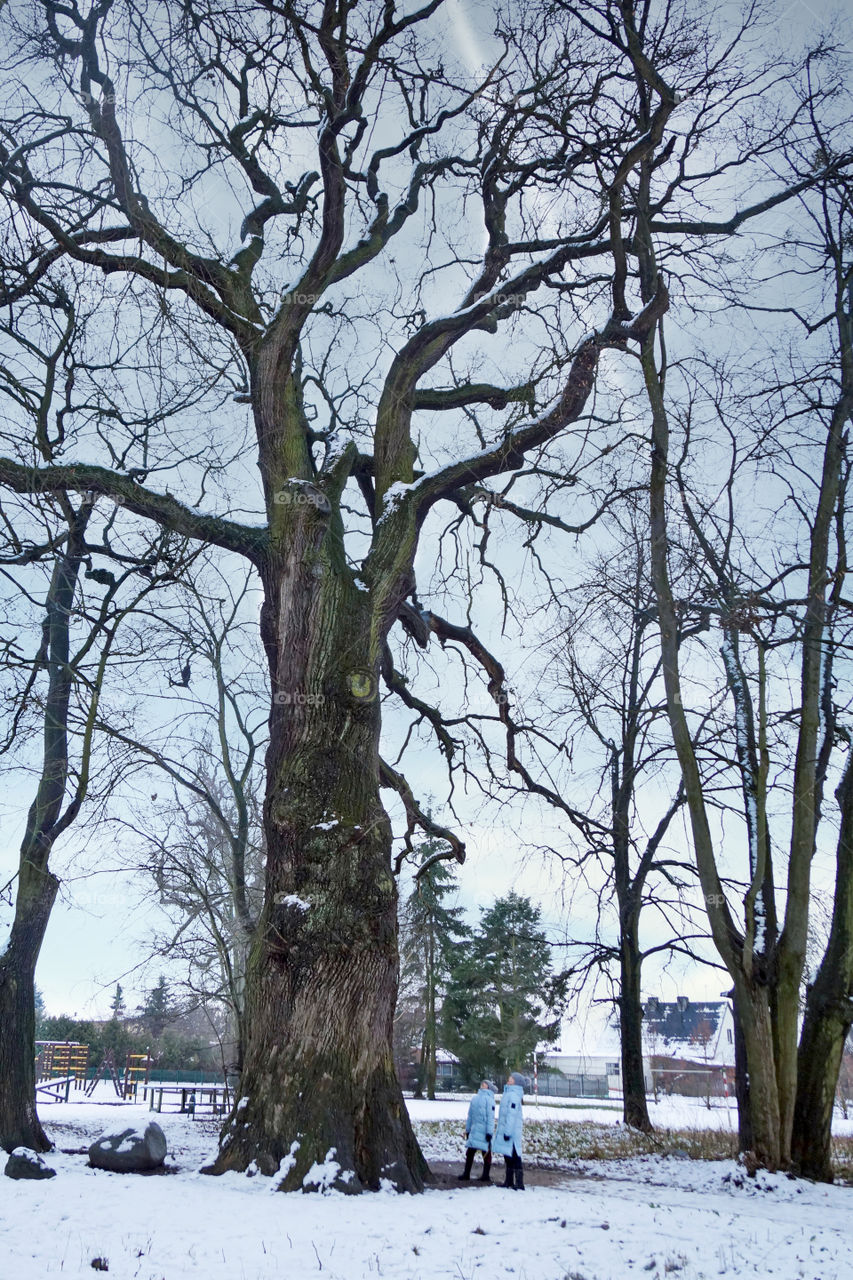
[4,1147,57,1180]
[88,1122,167,1173]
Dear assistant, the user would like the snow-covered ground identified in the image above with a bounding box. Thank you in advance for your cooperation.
[3,1088,852,1279]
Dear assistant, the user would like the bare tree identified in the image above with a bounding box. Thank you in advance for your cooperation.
[536,518,700,1131]
[638,62,853,1166]
[0,282,202,1151]
[113,565,267,1075]
[784,144,853,1181]
[0,495,186,1151]
[0,0,822,1188]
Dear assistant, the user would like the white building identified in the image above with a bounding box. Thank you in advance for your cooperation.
[543,997,736,1097]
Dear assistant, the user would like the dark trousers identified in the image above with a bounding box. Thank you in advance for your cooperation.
[461,1146,492,1179]
[503,1147,524,1188]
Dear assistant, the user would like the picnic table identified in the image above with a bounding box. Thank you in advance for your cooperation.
[146,1084,230,1118]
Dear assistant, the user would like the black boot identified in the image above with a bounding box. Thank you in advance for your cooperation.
[478,1153,492,1183]
[502,1159,514,1188]
[458,1148,476,1181]
[515,1161,525,1191]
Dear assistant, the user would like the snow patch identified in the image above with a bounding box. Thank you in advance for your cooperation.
[96,1124,140,1143]
[271,1140,301,1190]
[302,1147,353,1193]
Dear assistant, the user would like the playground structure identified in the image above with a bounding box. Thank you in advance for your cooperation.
[34,1043,229,1109]
[85,1048,152,1099]
[35,1040,90,1100]
[123,1052,152,1099]
[36,1040,90,1087]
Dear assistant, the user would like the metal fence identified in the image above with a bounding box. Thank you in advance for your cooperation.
[536,1070,610,1099]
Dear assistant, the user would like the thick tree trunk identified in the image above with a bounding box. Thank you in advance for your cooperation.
[791,755,853,1181]
[210,709,427,1190]
[0,861,58,1153]
[619,919,652,1132]
[792,995,849,1181]
[733,976,781,1169]
[208,484,427,1191]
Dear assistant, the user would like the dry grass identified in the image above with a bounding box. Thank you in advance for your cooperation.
[415,1115,853,1179]
[830,1133,853,1181]
[414,1117,738,1166]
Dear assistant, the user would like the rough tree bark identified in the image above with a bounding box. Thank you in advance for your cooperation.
[792,753,853,1180]
[208,475,427,1188]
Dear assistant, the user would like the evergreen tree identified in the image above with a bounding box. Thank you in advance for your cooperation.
[109,984,126,1019]
[33,988,46,1040]
[103,984,129,1063]
[399,841,468,1100]
[138,976,174,1039]
[443,892,560,1082]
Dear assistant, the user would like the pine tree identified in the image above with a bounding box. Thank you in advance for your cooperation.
[103,984,129,1062]
[399,841,468,1100]
[138,976,173,1039]
[33,988,46,1040]
[443,892,560,1082]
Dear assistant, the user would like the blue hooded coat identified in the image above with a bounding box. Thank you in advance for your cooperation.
[465,1085,496,1151]
[491,1083,524,1157]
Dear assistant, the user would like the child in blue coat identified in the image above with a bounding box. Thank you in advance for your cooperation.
[458,1081,496,1182]
[491,1073,526,1189]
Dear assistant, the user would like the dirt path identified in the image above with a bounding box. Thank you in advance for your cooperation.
[427,1160,587,1189]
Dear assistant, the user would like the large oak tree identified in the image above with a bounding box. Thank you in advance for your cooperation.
[0,0,816,1188]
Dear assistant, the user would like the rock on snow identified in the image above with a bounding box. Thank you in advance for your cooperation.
[88,1121,167,1173]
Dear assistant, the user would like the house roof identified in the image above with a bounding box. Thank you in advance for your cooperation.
[642,999,733,1065]
[545,997,735,1067]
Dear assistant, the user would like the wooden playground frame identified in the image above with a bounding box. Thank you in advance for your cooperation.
[85,1048,152,1099]
[35,1040,90,1105]
[34,1042,153,1102]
